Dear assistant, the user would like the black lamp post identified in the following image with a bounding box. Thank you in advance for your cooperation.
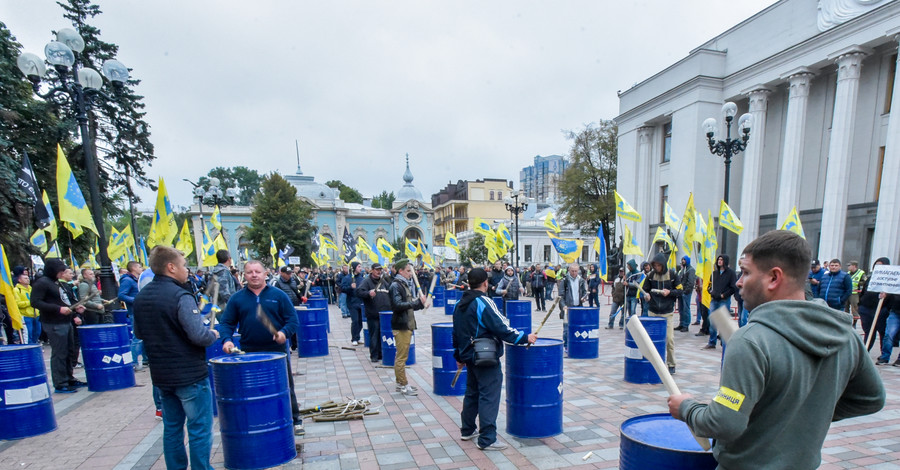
[184,178,237,265]
[17,28,130,302]
[504,190,528,271]
[703,102,752,255]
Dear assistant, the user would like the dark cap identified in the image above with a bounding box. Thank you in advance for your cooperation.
[371,263,383,270]
[393,258,410,270]
[811,259,820,266]
[468,268,488,287]
[351,261,360,271]
[280,266,291,273]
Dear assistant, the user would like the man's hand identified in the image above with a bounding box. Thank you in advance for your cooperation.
[73,316,82,326]
[60,306,71,315]
[351,283,356,289]
[667,393,693,420]
[419,294,427,304]
[273,331,287,344]
[75,306,85,313]
[456,361,464,369]
[526,333,538,344]
[642,292,651,301]
[211,329,220,338]
[369,289,376,298]
[223,341,235,353]
[661,289,670,297]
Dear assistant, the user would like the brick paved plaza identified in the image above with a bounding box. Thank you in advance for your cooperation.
[1,299,898,470]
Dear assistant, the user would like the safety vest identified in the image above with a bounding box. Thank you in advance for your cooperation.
[850,269,865,294]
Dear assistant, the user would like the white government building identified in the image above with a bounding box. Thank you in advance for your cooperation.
[616,0,900,267]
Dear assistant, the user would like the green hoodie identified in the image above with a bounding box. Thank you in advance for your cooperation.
[679,299,884,470]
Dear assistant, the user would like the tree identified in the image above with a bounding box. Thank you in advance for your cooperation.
[325,180,363,204]
[197,166,263,206]
[559,120,618,262]
[246,173,314,267]
[458,235,488,266]
[371,190,396,209]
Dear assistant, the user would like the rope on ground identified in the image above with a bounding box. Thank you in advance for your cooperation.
[299,395,384,422]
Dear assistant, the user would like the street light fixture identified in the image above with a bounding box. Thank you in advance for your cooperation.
[504,190,528,271]
[17,28,131,302]
[703,102,752,256]
[184,178,237,265]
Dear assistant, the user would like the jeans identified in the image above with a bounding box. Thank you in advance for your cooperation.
[588,290,599,307]
[708,298,732,346]
[339,292,349,317]
[460,363,502,448]
[878,311,900,363]
[678,292,693,328]
[159,379,214,470]
[25,317,41,344]
[738,308,749,327]
[153,386,162,411]
[545,284,554,301]
[532,287,545,311]
[626,296,638,318]
[608,302,624,327]
[349,304,363,342]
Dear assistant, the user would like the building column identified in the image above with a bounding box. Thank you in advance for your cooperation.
[635,126,654,245]
[737,87,771,253]
[872,36,900,262]
[819,47,869,260]
[776,69,814,225]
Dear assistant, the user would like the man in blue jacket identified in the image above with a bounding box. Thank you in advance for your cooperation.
[808,259,825,298]
[452,268,536,451]
[219,260,304,436]
[817,259,853,311]
[118,261,142,318]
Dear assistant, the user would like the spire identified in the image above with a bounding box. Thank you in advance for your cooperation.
[295,139,303,175]
[402,153,414,184]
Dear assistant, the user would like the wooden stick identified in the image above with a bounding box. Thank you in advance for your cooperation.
[709,306,738,343]
[626,315,712,451]
[450,365,464,388]
[527,297,562,348]
[424,272,438,308]
[256,304,279,335]
[865,297,886,351]
[208,279,220,330]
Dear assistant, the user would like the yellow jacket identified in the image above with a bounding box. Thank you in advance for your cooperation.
[14,284,36,318]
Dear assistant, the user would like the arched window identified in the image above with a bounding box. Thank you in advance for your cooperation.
[490,190,495,200]
[498,191,503,200]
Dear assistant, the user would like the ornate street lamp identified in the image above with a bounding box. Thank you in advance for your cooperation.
[702,102,752,255]
[184,178,237,264]
[17,28,130,302]
[504,190,528,271]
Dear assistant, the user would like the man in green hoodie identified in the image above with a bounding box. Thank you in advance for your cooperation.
[667,230,884,470]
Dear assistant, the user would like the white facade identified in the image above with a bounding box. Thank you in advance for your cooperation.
[616,0,900,267]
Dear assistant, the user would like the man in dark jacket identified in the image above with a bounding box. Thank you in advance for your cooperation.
[219,260,303,435]
[273,266,301,306]
[31,258,86,393]
[134,246,218,470]
[347,261,365,345]
[118,261,142,318]
[209,250,238,311]
[338,264,352,318]
[817,259,853,310]
[356,263,391,362]
[807,259,824,298]
[530,265,545,311]
[389,259,426,396]
[704,255,737,350]
[487,261,503,297]
[676,256,697,332]
[452,268,536,451]
[606,268,627,329]
[641,252,682,373]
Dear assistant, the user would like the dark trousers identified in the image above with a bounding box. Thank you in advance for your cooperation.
[698,302,710,333]
[45,322,76,388]
[532,287,545,311]
[588,290,599,307]
[366,316,382,361]
[349,304,363,342]
[460,363,502,448]
[859,304,888,352]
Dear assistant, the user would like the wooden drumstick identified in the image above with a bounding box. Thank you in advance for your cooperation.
[527,297,562,348]
[450,365,464,388]
[865,297,885,351]
[626,315,712,451]
[709,306,738,343]
[424,273,438,308]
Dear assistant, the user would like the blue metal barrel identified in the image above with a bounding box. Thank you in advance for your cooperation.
[492,296,504,315]
[619,413,715,470]
[444,289,461,316]
[111,309,132,337]
[505,300,532,334]
[433,285,445,308]
[567,307,600,359]
[306,296,329,333]
[624,317,667,384]
[211,353,296,470]
[78,324,135,392]
[431,323,465,395]
[380,311,415,367]
[505,338,563,438]
[0,345,57,440]
[296,307,328,357]
[310,286,323,297]
[207,331,241,417]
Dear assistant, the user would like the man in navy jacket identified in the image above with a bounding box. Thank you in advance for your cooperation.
[817,259,853,310]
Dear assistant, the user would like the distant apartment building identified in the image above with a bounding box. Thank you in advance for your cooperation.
[519,154,567,204]
[431,178,513,246]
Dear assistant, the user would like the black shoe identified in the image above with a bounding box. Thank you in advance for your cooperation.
[702,344,716,350]
[695,332,707,337]
[691,322,700,325]
[69,379,88,388]
[668,366,676,374]
[55,386,78,394]
[605,326,613,329]
[876,358,889,365]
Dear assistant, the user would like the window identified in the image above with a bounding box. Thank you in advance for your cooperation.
[498,191,502,200]
[581,246,589,262]
[875,147,885,200]
[662,122,672,163]
[543,246,551,262]
[659,185,669,223]
[886,53,897,114]
[490,190,495,200]
[524,245,532,262]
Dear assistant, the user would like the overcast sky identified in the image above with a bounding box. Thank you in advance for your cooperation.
[3,0,774,211]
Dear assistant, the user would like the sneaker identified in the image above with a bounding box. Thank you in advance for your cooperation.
[893,361,900,367]
[692,322,701,325]
[155,410,162,420]
[69,379,88,388]
[695,331,708,337]
[294,424,305,436]
[351,341,359,346]
[668,366,676,374]
[461,432,479,441]
[876,358,889,365]
[396,384,418,392]
[74,362,83,369]
[478,442,507,451]
[399,385,418,396]
[702,344,716,350]
[55,386,78,394]
[605,326,613,330]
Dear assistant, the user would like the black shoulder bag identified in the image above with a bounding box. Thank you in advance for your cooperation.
[471,298,500,366]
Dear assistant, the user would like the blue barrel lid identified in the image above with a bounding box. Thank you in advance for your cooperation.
[509,338,562,347]
[209,352,287,364]
[77,324,128,330]
[0,344,42,352]
[432,322,453,328]
[620,413,712,452]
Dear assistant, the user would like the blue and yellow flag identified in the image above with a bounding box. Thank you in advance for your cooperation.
[90,239,100,268]
[547,231,583,264]
[473,217,493,238]
[148,177,177,248]
[356,237,378,261]
[210,205,222,232]
[46,242,61,259]
[404,238,421,259]
[69,248,79,270]
[680,193,698,254]
[175,220,194,256]
[242,247,249,261]
[544,212,561,233]
[497,223,513,248]
[664,201,681,232]
[622,225,644,257]
[201,223,217,267]
[779,206,805,239]
[719,200,744,235]
[64,221,83,239]
[653,226,678,268]
[30,229,48,252]
[56,144,98,236]
[139,236,150,266]
[593,225,608,282]
[270,235,277,260]
[0,244,23,330]
[41,190,58,241]
[213,233,228,252]
[376,238,398,262]
[614,191,642,222]
[319,234,339,252]
[444,232,460,253]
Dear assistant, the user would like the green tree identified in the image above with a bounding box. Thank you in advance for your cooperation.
[458,235,488,266]
[559,120,617,257]
[247,173,314,267]
[371,190,396,209]
[325,180,364,204]
[197,166,263,206]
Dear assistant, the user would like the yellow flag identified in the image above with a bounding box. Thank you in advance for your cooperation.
[779,207,806,239]
[622,225,644,257]
[201,223,217,267]
[46,242,61,258]
[175,220,194,256]
[210,205,222,232]
[213,233,228,252]
[614,191,642,222]
[64,221,83,239]
[473,217,494,238]
[444,232,460,253]
[547,232,583,264]
[664,201,681,232]
[56,144,98,235]
[108,225,128,260]
[404,238,421,259]
[41,190,58,241]
[700,210,718,308]
[356,237,378,261]
[270,235,277,260]
[719,200,744,235]
[30,229,48,252]
[0,244,24,330]
[543,212,561,233]
[147,177,177,248]
[680,193,697,254]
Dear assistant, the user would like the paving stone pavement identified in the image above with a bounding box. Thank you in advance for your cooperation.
[1,298,899,469]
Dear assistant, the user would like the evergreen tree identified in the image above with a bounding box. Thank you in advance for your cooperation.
[325,179,364,203]
[247,173,314,267]
[371,190,396,209]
